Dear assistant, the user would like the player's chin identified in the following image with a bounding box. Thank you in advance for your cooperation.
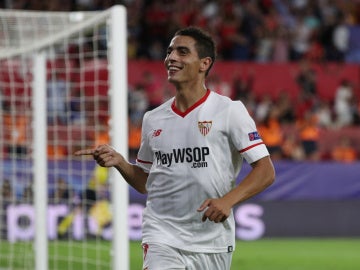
[167,76,179,84]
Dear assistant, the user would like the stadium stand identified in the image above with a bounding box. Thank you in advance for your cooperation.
[1,0,360,161]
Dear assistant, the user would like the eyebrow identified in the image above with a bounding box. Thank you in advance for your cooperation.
[167,45,191,52]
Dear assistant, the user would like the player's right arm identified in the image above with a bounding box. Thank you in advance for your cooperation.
[74,144,148,194]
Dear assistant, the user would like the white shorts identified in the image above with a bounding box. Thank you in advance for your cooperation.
[142,242,233,270]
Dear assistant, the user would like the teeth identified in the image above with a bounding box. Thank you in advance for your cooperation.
[169,66,180,71]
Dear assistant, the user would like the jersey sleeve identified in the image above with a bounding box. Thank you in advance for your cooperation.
[228,101,269,164]
[135,112,153,173]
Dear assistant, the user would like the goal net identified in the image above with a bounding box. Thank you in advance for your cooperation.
[0,6,129,270]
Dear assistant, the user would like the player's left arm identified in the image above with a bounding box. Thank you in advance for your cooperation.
[225,155,275,205]
[198,101,275,223]
[198,155,275,223]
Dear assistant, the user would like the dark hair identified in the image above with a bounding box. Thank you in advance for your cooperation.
[174,26,216,76]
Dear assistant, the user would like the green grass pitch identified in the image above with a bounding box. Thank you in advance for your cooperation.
[131,238,360,270]
[1,238,359,269]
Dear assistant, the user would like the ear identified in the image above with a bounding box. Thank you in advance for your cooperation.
[199,57,212,73]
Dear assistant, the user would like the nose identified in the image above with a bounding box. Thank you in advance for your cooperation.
[166,50,178,62]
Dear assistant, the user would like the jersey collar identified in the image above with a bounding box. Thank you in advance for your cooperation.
[171,89,211,118]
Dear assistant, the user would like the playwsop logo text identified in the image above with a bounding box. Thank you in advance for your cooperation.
[155,147,210,168]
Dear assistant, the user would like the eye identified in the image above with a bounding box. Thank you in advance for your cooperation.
[179,48,188,55]
[166,48,172,55]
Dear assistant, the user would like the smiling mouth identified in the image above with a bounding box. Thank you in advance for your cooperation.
[168,66,182,76]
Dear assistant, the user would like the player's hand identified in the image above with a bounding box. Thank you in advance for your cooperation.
[74,144,124,168]
[197,198,231,223]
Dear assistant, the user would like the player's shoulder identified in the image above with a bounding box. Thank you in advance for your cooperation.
[209,91,246,109]
[143,98,173,119]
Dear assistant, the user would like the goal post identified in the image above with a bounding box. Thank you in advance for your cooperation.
[0,6,129,270]
[109,6,129,270]
[32,51,48,270]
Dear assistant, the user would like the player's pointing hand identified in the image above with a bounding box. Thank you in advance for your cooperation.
[74,144,124,168]
[73,148,96,156]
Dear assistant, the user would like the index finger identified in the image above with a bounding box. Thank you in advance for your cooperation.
[74,149,96,156]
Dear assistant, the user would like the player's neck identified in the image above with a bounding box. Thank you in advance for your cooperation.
[174,86,207,112]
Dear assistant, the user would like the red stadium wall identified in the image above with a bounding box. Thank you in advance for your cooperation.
[128,60,360,102]
[1,59,358,103]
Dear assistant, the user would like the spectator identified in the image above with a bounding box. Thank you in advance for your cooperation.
[354,96,360,125]
[290,13,313,61]
[237,1,263,60]
[1,179,13,239]
[305,34,325,62]
[69,88,85,125]
[258,107,284,160]
[254,25,274,63]
[295,90,316,121]
[315,100,333,129]
[281,133,306,161]
[296,111,321,161]
[49,177,73,204]
[82,165,109,212]
[232,70,254,102]
[334,79,354,127]
[47,70,69,125]
[23,179,33,204]
[296,60,317,100]
[129,84,149,124]
[332,13,349,62]
[1,179,12,204]
[255,94,273,122]
[275,90,295,124]
[331,137,358,163]
[272,25,290,62]
[128,118,142,160]
[47,144,67,159]
[319,12,338,61]
[3,112,29,157]
[219,15,251,61]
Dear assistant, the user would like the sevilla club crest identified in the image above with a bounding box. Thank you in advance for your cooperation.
[198,121,212,136]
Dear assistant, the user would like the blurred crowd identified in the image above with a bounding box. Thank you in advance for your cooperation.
[3,0,360,63]
[127,62,360,162]
[1,0,360,162]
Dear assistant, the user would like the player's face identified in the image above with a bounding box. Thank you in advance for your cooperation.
[164,35,203,85]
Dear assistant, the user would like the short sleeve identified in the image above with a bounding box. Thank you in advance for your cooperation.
[228,101,269,163]
[135,112,153,172]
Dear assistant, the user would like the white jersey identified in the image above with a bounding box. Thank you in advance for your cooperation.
[136,90,269,253]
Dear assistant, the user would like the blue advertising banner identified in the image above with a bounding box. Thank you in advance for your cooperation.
[238,161,360,201]
[2,160,360,240]
[1,159,360,201]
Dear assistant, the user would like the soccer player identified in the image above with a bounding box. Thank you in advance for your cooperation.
[75,26,275,270]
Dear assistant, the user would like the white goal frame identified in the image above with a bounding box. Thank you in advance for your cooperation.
[108,6,129,270]
[0,5,129,270]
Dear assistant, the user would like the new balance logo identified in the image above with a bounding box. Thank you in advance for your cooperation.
[152,129,162,137]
